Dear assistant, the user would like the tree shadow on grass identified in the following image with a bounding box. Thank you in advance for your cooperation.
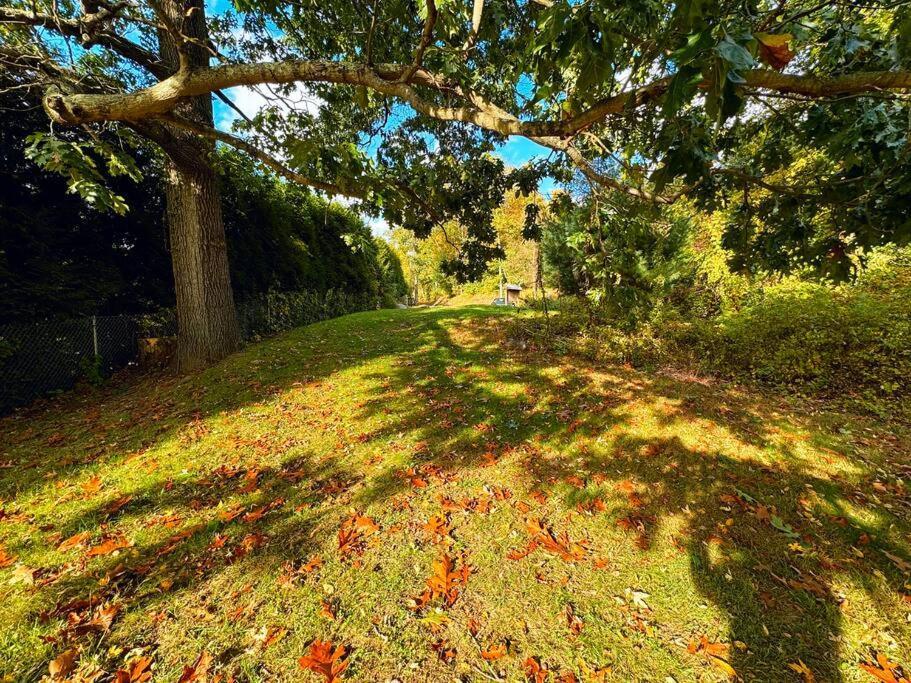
[1,306,908,681]
[348,314,911,681]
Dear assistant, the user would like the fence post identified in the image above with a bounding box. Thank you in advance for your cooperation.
[92,315,99,358]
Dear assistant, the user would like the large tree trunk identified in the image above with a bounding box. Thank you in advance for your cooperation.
[165,156,241,370]
[157,0,241,371]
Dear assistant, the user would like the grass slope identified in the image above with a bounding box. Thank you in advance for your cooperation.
[0,305,909,682]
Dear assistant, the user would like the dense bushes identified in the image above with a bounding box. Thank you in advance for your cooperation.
[516,246,911,416]
[236,288,380,339]
[693,248,911,411]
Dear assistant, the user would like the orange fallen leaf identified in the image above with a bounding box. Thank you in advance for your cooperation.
[338,513,380,558]
[413,553,472,609]
[0,545,17,568]
[524,656,550,682]
[859,653,909,683]
[299,640,349,682]
[177,651,212,683]
[58,531,92,552]
[480,642,507,661]
[422,514,451,542]
[256,625,288,650]
[431,639,456,664]
[509,517,588,563]
[788,660,816,683]
[81,475,102,497]
[85,535,132,557]
[320,600,337,620]
[688,637,736,678]
[49,649,78,680]
[105,495,133,516]
[114,656,153,683]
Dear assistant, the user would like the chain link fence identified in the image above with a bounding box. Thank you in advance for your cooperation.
[0,289,380,415]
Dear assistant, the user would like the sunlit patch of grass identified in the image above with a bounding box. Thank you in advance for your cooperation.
[0,305,909,681]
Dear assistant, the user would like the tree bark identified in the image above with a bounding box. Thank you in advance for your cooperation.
[156,0,241,371]
[165,156,241,370]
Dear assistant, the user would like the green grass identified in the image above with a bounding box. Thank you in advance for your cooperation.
[1,305,909,682]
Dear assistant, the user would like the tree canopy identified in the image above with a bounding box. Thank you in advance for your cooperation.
[3,0,910,278]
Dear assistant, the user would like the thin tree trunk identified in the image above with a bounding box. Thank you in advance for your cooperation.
[156,0,241,370]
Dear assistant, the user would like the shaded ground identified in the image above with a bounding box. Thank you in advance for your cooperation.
[0,305,909,682]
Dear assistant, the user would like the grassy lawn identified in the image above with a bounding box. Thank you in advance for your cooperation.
[1,305,909,682]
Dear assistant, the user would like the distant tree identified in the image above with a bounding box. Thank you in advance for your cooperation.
[542,192,690,326]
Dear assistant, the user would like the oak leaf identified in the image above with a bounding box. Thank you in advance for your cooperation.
[480,642,507,661]
[524,657,550,682]
[755,32,796,70]
[859,653,909,683]
[413,553,471,609]
[85,535,131,557]
[177,652,212,683]
[48,650,78,680]
[114,656,153,683]
[298,640,349,682]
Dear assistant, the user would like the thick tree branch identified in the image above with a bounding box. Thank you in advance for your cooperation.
[41,57,911,137]
[462,0,484,51]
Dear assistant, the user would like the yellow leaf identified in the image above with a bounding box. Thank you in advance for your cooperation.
[755,32,793,48]
[709,655,737,678]
[788,660,816,682]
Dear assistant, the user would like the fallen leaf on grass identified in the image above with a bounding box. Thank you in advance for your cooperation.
[177,652,212,683]
[480,642,508,661]
[105,495,133,517]
[431,640,456,664]
[48,650,78,680]
[398,468,428,488]
[252,625,288,650]
[0,545,17,567]
[299,640,349,682]
[882,551,911,574]
[564,603,584,635]
[788,660,815,682]
[859,653,909,683]
[688,636,736,678]
[422,514,451,542]
[114,656,153,683]
[85,535,131,558]
[524,657,550,682]
[81,476,102,497]
[320,599,337,620]
[58,532,92,552]
[413,553,472,609]
[62,602,121,638]
[508,517,588,563]
[338,513,380,558]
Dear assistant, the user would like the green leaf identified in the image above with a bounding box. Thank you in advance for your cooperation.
[662,65,702,118]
